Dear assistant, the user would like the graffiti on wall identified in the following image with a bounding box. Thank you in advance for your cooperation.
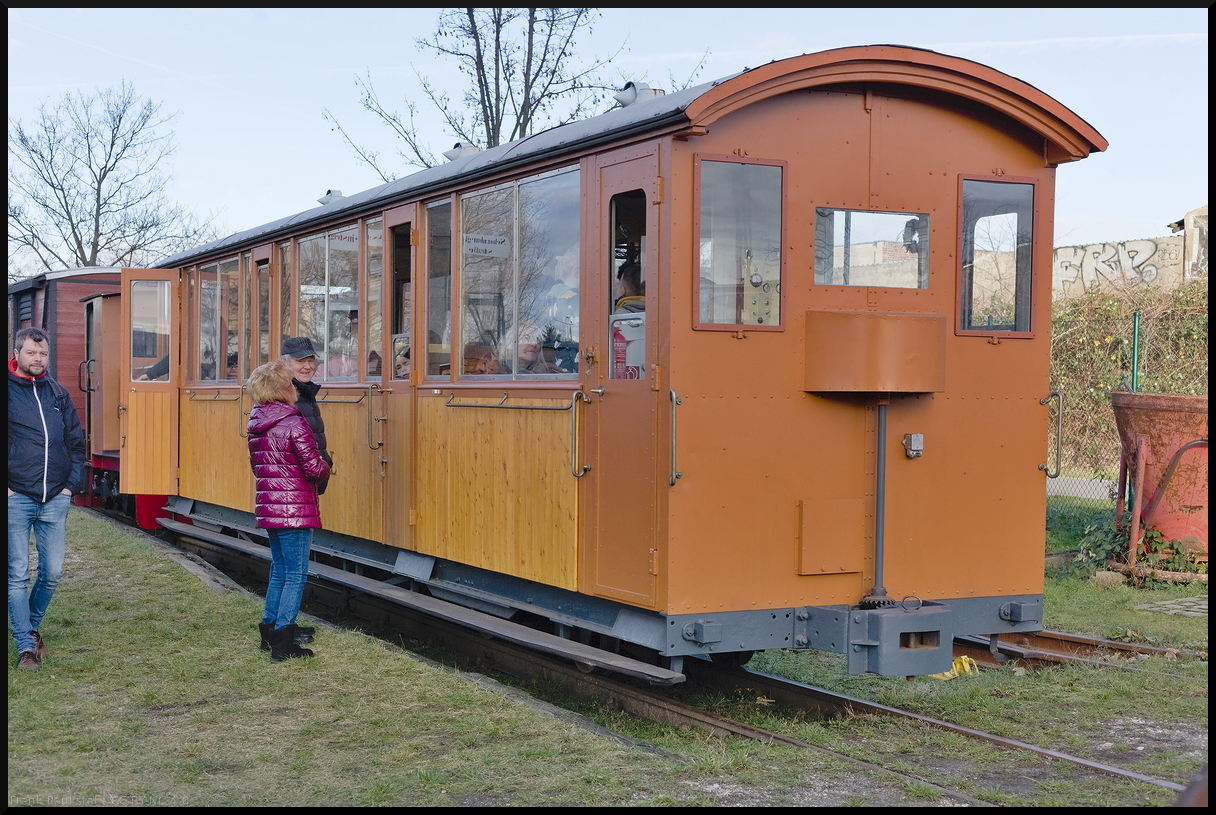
[1053,237,1184,297]
[1185,212,1207,279]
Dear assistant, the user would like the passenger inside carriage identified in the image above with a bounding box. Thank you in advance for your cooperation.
[136,353,170,381]
[514,327,565,375]
[465,346,505,375]
[393,346,410,379]
[614,262,645,313]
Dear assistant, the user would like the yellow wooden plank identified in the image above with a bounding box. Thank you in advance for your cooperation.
[415,395,578,590]
[178,395,253,512]
[316,395,384,543]
[123,389,177,495]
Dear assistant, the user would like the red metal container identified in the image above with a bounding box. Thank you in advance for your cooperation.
[1111,392,1208,556]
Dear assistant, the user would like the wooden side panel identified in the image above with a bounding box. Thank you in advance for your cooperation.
[416,394,577,590]
[121,389,177,495]
[382,388,414,550]
[178,394,253,512]
[178,390,387,541]
[316,394,384,543]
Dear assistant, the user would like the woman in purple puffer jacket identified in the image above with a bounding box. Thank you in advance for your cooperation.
[247,359,331,661]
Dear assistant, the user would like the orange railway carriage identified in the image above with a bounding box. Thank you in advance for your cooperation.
[92,46,1105,677]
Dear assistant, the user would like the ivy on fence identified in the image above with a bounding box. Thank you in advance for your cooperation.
[1049,280,1208,483]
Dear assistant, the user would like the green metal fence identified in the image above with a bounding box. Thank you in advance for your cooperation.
[1047,311,1208,511]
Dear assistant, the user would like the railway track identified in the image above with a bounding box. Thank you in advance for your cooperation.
[151,517,1192,799]
[956,629,1207,674]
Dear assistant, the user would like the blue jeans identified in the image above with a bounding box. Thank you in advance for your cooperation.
[262,528,313,630]
[8,492,71,654]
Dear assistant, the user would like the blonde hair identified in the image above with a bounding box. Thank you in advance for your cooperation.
[248,359,297,405]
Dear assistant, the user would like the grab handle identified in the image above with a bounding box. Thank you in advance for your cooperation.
[571,390,591,477]
[1038,391,1063,478]
[238,385,249,438]
[669,390,683,486]
[368,385,389,450]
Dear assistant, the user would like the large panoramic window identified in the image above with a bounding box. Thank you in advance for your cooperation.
[959,179,1034,334]
[696,159,783,328]
[459,166,580,379]
[814,209,930,289]
[196,257,239,382]
[297,225,361,381]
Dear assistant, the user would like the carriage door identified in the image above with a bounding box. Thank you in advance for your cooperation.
[583,147,660,606]
[118,268,180,498]
[382,207,417,550]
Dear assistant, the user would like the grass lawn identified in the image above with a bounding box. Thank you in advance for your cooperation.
[9,505,1206,807]
[7,509,708,806]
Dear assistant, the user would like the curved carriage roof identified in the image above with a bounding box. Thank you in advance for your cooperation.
[157,44,1106,269]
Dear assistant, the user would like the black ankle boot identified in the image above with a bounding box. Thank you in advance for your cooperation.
[259,623,273,652]
[270,625,314,662]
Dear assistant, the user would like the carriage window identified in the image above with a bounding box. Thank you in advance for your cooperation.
[425,201,453,378]
[130,280,171,381]
[460,167,579,379]
[240,252,253,379]
[196,258,238,381]
[298,225,360,382]
[365,218,384,377]
[221,258,239,380]
[390,223,412,379]
[256,260,270,369]
[814,209,929,289]
[697,159,783,328]
[183,267,196,379]
[959,180,1034,333]
[610,189,646,379]
[278,242,293,346]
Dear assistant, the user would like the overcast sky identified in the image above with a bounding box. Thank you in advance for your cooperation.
[8,8,1208,257]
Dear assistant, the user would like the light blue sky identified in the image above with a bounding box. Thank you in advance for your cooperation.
[8,8,1207,256]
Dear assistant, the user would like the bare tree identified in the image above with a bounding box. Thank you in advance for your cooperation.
[324,8,625,181]
[8,80,217,280]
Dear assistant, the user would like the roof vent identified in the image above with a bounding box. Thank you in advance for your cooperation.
[614,81,665,107]
[443,142,482,162]
[317,189,344,206]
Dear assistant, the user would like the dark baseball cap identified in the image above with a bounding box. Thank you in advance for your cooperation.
[281,337,318,360]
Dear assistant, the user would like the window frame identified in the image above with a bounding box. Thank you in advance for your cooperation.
[451,164,581,382]
[812,207,932,291]
[423,196,456,381]
[692,154,787,333]
[955,175,1040,339]
[295,220,363,383]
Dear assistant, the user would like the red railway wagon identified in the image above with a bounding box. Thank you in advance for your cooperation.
[8,268,121,428]
[36,46,1108,679]
[8,269,125,512]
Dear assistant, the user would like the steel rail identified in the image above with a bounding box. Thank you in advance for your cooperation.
[954,630,1207,677]
[1020,629,1206,661]
[682,661,1186,793]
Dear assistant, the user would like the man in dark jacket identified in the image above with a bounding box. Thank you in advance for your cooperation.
[9,327,87,671]
[279,337,332,495]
